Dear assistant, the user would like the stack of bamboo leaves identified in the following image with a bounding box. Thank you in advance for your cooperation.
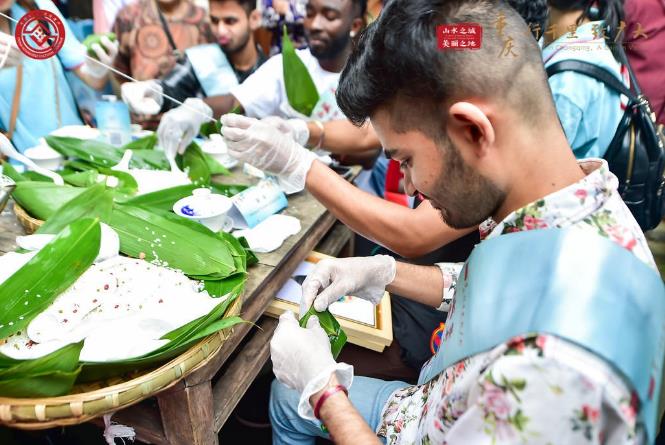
[0,181,256,397]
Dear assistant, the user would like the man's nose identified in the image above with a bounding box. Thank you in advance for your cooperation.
[403,173,418,197]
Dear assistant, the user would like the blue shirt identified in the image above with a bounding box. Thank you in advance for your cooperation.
[543,21,628,159]
[0,0,86,153]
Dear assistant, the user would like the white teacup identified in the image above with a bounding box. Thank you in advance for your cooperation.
[173,188,234,233]
[24,142,64,171]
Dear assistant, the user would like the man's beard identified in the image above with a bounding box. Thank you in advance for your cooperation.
[307,32,351,60]
[222,29,251,54]
[431,138,506,229]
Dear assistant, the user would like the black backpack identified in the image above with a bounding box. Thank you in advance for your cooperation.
[546,55,665,231]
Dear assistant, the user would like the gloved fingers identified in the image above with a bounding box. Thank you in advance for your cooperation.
[278,310,299,327]
[220,113,256,130]
[90,43,111,65]
[220,125,249,143]
[301,273,330,313]
[313,281,346,312]
[99,36,119,58]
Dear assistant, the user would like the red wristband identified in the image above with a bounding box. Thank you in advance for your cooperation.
[313,384,348,420]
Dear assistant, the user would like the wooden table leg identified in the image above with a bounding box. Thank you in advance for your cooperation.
[158,381,218,445]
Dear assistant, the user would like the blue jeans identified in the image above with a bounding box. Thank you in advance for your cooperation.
[270,377,408,445]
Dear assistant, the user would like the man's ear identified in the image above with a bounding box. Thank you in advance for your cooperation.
[249,9,262,31]
[446,102,495,160]
[351,17,364,36]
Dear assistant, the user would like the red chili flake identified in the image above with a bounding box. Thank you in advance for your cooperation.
[158,299,164,304]
[114,304,120,309]
[73,309,78,313]
[63,319,68,323]
[104,284,110,290]
[25,340,36,349]
[92,299,98,303]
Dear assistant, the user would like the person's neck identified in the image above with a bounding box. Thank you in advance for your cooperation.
[229,40,259,72]
[492,127,586,223]
[544,8,590,46]
[157,0,185,17]
[317,46,352,73]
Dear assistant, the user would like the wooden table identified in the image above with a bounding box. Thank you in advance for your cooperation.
[0,171,356,445]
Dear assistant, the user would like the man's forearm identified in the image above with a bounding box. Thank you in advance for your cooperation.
[204,94,241,118]
[305,161,471,258]
[388,262,445,307]
[307,120,381,154]
[311,376,382,445]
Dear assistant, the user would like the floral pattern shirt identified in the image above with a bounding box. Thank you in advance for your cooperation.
[379,159,657,444]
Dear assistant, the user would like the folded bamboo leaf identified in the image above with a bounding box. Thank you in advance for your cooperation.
[22,171,52,182]
[1,162,27,182]
[131,149,170,170]
[184,316,245,344]
[0,342,83,378]
[46,136,124,168]
[204,153,230,176]
[200,120,222,139]
[0,219,100,339]
[118,184,199,210]
[210,183,248,197]
[108,205,236,277]
[63,170,99,187]
[237,236,258,266]
[300,308,347,359]
[64,160,98,172]
[282,25,319,117]
[182,143,211,185]
[12,182,86,220]
[37,184,113,235]
[204,272,246,298]
[123,133,158,151]
[0,367,82,397]
[97,168,139,196]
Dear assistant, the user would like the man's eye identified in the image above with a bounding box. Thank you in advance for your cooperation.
[225,19,237,25]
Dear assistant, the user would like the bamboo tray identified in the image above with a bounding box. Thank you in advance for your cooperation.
[3,205,243,429]
[13,203,41,234]
[0,295,241,430]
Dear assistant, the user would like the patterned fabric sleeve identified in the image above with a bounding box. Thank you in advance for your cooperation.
[434,262,464,312]
[111,8,132,82]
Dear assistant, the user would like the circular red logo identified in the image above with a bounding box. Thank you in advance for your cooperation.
[15,9,66,60]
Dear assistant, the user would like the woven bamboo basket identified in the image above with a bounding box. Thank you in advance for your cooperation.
[4,204,243,427]
[0,295,241,429]
[13,203,42,234]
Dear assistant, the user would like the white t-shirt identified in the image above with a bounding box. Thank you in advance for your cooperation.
[230,49,345,121]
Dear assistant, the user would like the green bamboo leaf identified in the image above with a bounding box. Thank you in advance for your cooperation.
[300,307,347,359]
[282,25,319,116]
[0,367,82,397]
[0,219,101,339]
[185,316,245,344]
[182,143,211,186]
[204,153,230,176]
[0,342,83,378]
[108,205,236,277]
[63,170,99,187]
[210,183,248,197]
[117,184,199,210]
[130,149,170,170]
[123,133,158,151]
[12,182,86,220]
[1,162,27,182]
[97,168,139,196]
[237,236,258,266]
[45,136,124,168]
[200,120,222,139]
[37,184,113,235]
[22,171,52,182]
[204,272,246,298]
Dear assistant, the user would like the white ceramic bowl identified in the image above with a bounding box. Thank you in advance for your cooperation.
[49,125,100,140]
[201,135,239,170]
[173,188,234,233]
[24,144,64,171]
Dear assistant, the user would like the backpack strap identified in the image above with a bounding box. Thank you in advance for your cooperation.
[546,60,635,101]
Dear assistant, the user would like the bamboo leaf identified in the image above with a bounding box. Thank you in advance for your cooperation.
[130,149,170,170]
[0,367,82,397]
[46,136,124,168]
[282,25,319,116]
[63,170,99,187]
[97,168,139,196]
[185,316,245,344]
[204,273,246,298]
[123,133,158,151]
[0,342,83,377]
[300,308,347,359]
[108,205,236,277]
[117,184,199,210]
[182,143,211,186]
[12,182,86,220]
[0,219,101,339]
[210,183,248,197]
[204,153,230,176]
[37,184,113,235]
[1,162,27,182]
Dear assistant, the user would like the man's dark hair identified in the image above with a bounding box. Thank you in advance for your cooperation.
[210,0,256,15]
[505,0,548,39]
[337,0,555,136]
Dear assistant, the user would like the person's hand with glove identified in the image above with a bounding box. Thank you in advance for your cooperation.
[0,31,22,70]
[121,80,164,116]
[262,116,310,147]
[300,256,396,315]
[270,311,353,420]
[81,35,119,80]
[157,98,213,164]
[221,114,317,194]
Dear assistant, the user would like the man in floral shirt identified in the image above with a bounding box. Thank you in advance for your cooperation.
[265,0,665,444]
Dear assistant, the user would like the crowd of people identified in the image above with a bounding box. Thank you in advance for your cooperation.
[1,0,665,444]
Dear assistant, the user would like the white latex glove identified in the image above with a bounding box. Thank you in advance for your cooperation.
[82,36,119,79]
[221,114,316,194]
[0,31,21,70]
[262,116,310,146]
[270,311,353,420]
[157,98,213,161]
[121,80,164,115]
[300,256,396,314]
